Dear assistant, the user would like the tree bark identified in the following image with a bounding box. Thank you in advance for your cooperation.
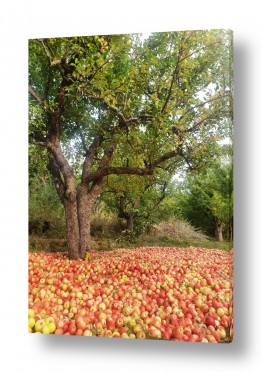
[64,197,80,259]
[126,214,134,231]
[77,178,103,259]
[217,222,223,242]
[230,217,233,241]
[118,195,141,232]
[77,186,90,259]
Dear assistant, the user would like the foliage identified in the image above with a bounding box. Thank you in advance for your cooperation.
[175,160,233,240]
[90,213,124,237]
[29,177,65,237]
[98,170,176,235]
[29,30,232,181]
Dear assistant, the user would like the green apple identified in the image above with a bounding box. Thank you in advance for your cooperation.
[123,306,132,316]
[76,291,83,299]
[28,317,35,328]
[35,319,45,332]
[42,325,50,334]
[128,319,136,328]
[28,309,35,318]
[45,316,55,325]
[47,322,56,333]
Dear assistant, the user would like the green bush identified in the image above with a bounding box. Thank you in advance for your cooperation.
[90,214,125,238]
[29,178,65,238]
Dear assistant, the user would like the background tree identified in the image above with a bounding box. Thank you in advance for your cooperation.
[176,158,233,241]
[99,170,174,235]
[29,30,232,259]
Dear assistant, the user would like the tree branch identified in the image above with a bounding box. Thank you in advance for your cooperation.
[47,80,69,142]
[87,149,181,183]
[88,166,153,182]
[29,131,48,146]
[179,40,222,64]
[88,141,117,195]
[37,38,63,74]
[183,113,216,134]
[28,84,48,108]
[81,134,104,186]
[47,143,76,203]
[47,156,65,202]
[97,142,117,170]
[88,59,111,81]
[29,140,47,147]
[38,38,53,64]
[178,94,228,124]
[91,94,128,124]
[161,39,184,114]
[151,149,182,168]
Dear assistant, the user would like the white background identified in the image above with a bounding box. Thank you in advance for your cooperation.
[0,0,261,371]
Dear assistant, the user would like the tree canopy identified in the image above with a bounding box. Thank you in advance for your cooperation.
[175,154,233,241]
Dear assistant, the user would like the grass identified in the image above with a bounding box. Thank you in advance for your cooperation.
[29,234,232,253]
[115,235,232,252]
[29,236,67,253]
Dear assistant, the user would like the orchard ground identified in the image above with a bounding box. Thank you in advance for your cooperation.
[28,245,233,342]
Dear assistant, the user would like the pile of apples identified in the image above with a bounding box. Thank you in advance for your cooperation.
[28,247,233,342]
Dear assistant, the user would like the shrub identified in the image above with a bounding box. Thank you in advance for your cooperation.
[90,214,124,238]
[153,219,208,241]
[29,178,65,238]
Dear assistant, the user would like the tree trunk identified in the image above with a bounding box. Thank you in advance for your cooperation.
[64,198,80,260]
[77,186,92,259]
[216,223,223,242]
[77,180,102,259]
[126,214,134,231]
[230,217,233,241]
[63,187,98,260]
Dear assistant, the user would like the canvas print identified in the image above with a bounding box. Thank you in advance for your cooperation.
[28,29,233,342]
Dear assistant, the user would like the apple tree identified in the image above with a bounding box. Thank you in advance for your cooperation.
[99,170,175,235]
[29,30,232,259]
